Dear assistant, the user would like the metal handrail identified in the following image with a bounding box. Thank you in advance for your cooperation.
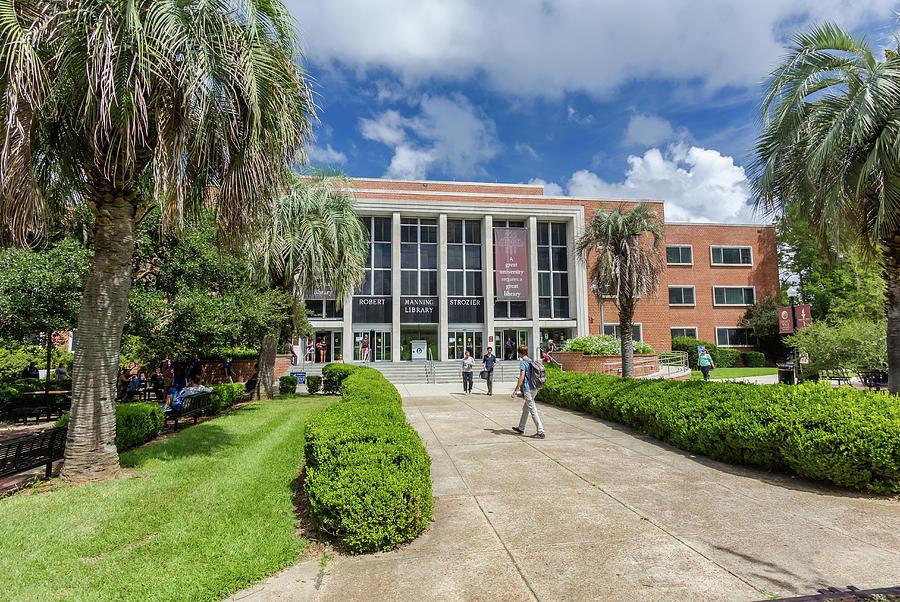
[594,351,689,377]
[425,348,435,384]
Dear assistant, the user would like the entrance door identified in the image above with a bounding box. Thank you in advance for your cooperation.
[313,331,340,363]
[354,329,391,362]
[448,330,483,360]
[495,329,529,360]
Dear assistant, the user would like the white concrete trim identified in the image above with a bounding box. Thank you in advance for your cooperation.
[483,215,495,352]
[391,213,401,362]
[438,214,449,361]
[355,198,586,218]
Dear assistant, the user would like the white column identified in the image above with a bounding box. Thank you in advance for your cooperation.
[391,212,401,362]
[438,214,449,361]
[569,214,589,337]
[483,215,494,354]
[342,291,353,362]
[528,215,541,356]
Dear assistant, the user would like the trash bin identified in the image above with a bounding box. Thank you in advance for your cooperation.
[776,363,795,385]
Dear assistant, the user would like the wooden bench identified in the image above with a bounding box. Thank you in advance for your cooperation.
[10,392,71,424]
[164,391,211,431]
[0,426,67,479]
[857,370,889,391]
[820,370,853,387]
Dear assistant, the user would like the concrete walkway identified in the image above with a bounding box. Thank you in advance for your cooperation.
[311,391,900,601]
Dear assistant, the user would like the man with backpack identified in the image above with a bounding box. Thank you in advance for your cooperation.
[511,344,545,439]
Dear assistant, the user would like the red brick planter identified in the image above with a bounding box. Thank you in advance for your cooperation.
[551,352,660,377]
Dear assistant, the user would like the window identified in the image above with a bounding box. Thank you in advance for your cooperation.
[710,245,752,266]
[493,220,527,318]
[537,221,570,318]
[400,218,438,296]
[668,286,695,306]
[671,327,698,340]
[358,217,391,296]
[666,245,692,265]
[304,300,343,319]
[716,327,752,347]
[713,286,755,306]
[447,219,482,296]
[603,323,643,342]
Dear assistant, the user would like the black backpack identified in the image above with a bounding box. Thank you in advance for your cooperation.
[527,358,546,390]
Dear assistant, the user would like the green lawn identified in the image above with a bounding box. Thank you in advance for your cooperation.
[0,395,334,601]
[689,367,778,380]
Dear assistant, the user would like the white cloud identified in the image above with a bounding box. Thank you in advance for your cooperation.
[566,143,762,224]
[623,114,676,147]
[307,143,348,165]
[292,0,896,98]
[515,143,539,159]
[359,95,500,179]
[527,178,564,196]
[567,106,594,125]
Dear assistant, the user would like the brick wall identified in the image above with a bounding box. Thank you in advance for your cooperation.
[552,352,660,377]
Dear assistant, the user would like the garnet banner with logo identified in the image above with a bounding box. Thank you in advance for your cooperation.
[494,227,528,301]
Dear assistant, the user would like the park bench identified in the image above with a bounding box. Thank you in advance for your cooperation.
[857,370,889,391]
[0,426,67,479]
[10,391,70,424]
[820,369,853,387]
[164,391,211,431]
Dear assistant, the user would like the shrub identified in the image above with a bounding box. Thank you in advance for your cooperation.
[560,334,654,355]
[304,366,432,554]
[0,346,74,382]
[56,403,164,451]
[741,351,767,368]
[209,382,246,414]
[306,375,322,395]
[321,363,360,394]
[278,375,298,396]
[536,372,900,494]
[672,336,719,367]
[717,348,741,368]
[0,383,18,418]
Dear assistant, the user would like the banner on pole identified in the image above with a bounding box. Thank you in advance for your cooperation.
[494,227,528,301]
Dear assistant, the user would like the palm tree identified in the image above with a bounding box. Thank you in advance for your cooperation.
[253,169,368,398]
[750,23,900,394]
[0,0,316,480]
[574,204,664,378]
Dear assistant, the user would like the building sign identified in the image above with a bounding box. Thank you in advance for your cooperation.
[352,296,391,324]
[778,304,812,334]
[448,297,484,323]
[494,227,529,301]
[307,283,335,300]
[401,296,438,323]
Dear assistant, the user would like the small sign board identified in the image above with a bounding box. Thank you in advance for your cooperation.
[410,340,428,361]
[290,371,306,385]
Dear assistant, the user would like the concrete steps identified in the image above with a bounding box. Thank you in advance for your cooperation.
[284,360,521,384]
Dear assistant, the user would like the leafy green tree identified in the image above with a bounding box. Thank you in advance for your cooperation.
[785,319,887,376]
[751,23,900,393]
[574,204,664,377]
[0,0,316,480]
[741,294,789,361]
[0,240,89,385]
[776,206,884,322]
[252,170,367,398]
[126,211,295,363]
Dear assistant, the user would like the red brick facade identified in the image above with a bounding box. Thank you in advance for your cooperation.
[348,178,779,354]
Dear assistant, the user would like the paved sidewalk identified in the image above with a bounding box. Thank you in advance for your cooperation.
[312,392,899,601]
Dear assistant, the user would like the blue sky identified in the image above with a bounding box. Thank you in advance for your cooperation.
[285,1,899,223]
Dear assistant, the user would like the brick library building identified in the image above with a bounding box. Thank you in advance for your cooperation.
[302,178,779,363]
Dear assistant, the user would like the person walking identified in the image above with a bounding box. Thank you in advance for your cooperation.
[361,334,370,362]
[504,337,515,361]
[698,347,715,381]
[460,350,475,394]
[511,344,545,439]
[482,346,497,395]
[222,357,233,383]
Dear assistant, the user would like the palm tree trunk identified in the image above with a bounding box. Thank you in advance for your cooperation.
[62,189,137,481]
[619,303,635,378]
[257,332,277,400]
[884,234,900,395]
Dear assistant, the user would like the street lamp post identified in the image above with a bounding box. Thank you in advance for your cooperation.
[788,285,799,384]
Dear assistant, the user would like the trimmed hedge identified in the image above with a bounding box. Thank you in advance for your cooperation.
[321,363,357,394]
[536,372,900,494]
[278,375,298,396]
[56,403,164,452]
[741,351,767,368]
[717,348,741,368]
[306,375,322,395]
[304,365,433,554]
[672,336,719,367]
[209,383,246,414]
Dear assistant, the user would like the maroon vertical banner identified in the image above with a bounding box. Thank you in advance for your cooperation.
[777,307,793,334]
[494,227,529,301]
[794,304,812,329]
